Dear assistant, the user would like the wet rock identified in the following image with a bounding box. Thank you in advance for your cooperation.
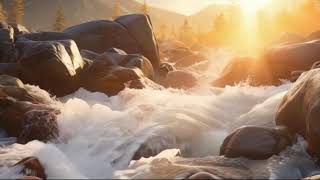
[115,14,160,71]
[0,97,59,144]
[276,69,320,158]
[0,75,59,143]
[81,62,148,96]
[14,157,46,180]
[81,48,154,80]
[220,126,292,160]
[160,70,198,89]
[0,74,55,104]
[12,40,85,96]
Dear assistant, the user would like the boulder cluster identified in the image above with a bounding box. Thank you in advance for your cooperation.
[0,14,162,97]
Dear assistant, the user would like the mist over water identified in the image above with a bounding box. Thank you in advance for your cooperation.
[0,49,317,179]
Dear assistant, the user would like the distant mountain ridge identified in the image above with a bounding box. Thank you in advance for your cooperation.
[0,0,186,31]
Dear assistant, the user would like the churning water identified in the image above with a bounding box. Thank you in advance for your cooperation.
[0,49,318,179]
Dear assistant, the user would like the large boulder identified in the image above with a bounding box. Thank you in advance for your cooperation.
[0,75,59,143]
[81,48,154,80]
[213,40,320,87]
[265,40,320,75]
[64,14,160,72]
[8,40,86,96]
[276,69,320,158]
[220,126,292,160]
[115,14,160,71]
[64,20,139,57]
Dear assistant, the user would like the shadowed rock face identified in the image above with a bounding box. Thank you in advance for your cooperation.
[0,75,59,144]
[220,126,293,160]
[276,69,320,158]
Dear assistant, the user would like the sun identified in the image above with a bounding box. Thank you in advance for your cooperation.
[239,0,271,14]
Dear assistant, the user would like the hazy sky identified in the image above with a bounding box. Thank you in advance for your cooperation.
[135,0,231,15]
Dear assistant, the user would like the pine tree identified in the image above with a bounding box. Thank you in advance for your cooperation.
[53,6,66,32]
[112,0,121,20]
[0,2,7,22]
[11,0,24,24]
[141,0,148,15]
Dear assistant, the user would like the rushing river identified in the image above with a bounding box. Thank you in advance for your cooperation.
[0,50,319,179]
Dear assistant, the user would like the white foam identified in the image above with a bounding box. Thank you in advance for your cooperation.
[0,81,293,178]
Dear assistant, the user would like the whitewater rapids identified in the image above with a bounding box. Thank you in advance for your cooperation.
[0,50,319,179]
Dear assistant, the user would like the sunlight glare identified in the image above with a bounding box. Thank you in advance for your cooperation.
[239,0,271,14]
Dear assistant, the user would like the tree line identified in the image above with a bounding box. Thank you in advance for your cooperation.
[0,0,150,32]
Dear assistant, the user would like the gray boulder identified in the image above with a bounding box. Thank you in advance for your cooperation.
[220,126,292,160]
[12,40,85,96]
[65,14,160,72]
[115,14,160,71]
